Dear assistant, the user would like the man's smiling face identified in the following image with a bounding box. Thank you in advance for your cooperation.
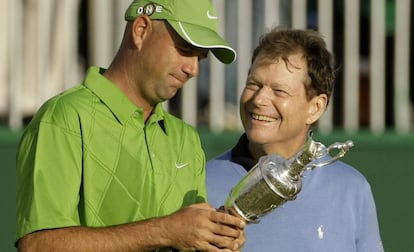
[240,53,322,158]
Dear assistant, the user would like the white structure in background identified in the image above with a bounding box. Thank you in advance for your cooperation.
[1,0,83,129]
[1,0,412,134]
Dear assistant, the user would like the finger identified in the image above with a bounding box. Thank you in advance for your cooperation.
[212,222,241,239]
[225,207,243,220]
[211,211,246,229]
[235,232,246,250]
[209,235,242,251]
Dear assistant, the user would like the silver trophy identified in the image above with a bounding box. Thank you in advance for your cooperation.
[225,135,354,223]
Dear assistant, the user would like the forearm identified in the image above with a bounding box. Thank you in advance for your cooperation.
[17,217,171,252]
[17,204,245,252]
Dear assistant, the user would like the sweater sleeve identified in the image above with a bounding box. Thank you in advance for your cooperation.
[356,182,384,251]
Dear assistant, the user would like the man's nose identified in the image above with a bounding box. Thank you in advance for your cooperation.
[253,87,272,106]
[183,56,199,78]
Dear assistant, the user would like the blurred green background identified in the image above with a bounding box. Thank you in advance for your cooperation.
[1,127,413,251]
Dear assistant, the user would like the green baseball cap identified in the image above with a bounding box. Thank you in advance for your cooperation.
[125,0,236,64]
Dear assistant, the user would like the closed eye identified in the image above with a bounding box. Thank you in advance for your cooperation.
[274,88,287,95]
[245,82,260,91]
[176,44,208,61]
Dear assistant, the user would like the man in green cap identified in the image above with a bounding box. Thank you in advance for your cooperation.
[15,0,245,251]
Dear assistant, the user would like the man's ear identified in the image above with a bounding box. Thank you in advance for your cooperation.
[131,15,152,49]
[306,94,328,125]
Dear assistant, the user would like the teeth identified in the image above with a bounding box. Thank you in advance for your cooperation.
[251,113,276,122]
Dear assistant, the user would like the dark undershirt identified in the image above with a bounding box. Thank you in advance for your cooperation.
[231,133,256,172]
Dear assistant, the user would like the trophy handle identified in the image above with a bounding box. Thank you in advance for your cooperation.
[307,140,354,169]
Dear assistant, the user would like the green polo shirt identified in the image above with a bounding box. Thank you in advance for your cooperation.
[16,66,206,240]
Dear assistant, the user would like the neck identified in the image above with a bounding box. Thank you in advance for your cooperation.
[104,59,154,122]
[248,134,309,160]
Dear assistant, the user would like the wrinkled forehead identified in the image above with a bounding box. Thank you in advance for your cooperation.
[250,52,311,84]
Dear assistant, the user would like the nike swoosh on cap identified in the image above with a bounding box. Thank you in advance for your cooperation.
[207,10,218,19]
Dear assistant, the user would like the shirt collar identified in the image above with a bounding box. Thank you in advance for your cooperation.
[83,66,166,127]
[232,132,315,172]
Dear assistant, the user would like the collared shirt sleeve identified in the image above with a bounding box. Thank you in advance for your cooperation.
[16,91,84,240]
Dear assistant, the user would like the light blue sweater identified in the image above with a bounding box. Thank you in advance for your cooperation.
[206,149,383,252]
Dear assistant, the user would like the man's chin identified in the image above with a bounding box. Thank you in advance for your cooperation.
[159,93,177,103]
[247,130,276,144]
[165,90,178,100]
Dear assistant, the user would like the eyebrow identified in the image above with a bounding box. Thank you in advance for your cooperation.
[246,75,292,89]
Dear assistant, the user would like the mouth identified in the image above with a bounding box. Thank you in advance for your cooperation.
[250,113,277,122]
[171,73,188,86]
